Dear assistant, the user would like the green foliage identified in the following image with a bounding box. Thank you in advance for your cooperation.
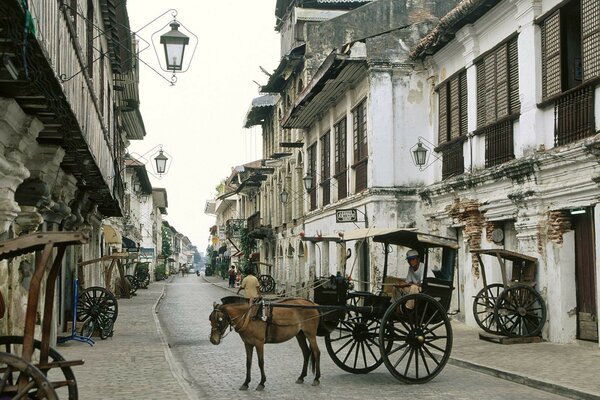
[154,264,166,281]
[239,226,256,273]
[161,226,172,258]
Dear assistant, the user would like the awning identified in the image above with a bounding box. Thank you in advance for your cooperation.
[122,236,137,250]
[102,225,122,244]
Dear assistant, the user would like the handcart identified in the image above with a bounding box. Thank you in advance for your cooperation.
[0,231,88,399]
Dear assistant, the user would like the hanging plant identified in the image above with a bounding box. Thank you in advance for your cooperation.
[239,226,256,273]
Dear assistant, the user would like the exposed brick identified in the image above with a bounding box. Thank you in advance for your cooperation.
[447,199,485,278]
[546,210,571,245]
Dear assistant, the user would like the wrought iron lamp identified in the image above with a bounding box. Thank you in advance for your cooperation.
[160,21,190,71]
[279,188,289,204]
[410,137,441,171]
[303,173,313,191]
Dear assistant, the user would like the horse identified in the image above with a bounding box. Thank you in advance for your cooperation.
[209,297,321,391]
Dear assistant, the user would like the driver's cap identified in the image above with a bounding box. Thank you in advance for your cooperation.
[406,249,419,259]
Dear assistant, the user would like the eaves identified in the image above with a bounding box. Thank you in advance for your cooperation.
[282,52,367,129]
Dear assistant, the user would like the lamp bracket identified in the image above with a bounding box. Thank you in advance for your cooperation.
[411,136,442,171]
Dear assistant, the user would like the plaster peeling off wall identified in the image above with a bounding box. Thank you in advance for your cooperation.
[447,198,485,279]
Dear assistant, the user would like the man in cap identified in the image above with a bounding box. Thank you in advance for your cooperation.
[392,249,424,308]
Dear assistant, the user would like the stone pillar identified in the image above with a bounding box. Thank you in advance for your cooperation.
[0,98,42,234]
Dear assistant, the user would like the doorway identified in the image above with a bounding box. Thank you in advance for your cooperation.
[572,209,598,341]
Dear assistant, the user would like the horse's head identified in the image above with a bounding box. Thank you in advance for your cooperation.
[209,302,230,345]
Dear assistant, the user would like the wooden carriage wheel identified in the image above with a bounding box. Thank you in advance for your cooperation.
[325,294,388,374]
[258,275,275,293]
[0,352,58,400]
[494,284,546,337]
[0,333,83,400]
[472,283,503,334]
[379,294,453,384]
[76,286,119,328]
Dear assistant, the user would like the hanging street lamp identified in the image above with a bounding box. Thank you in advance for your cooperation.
[159,21,190,71]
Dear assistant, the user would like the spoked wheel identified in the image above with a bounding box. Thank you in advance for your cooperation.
[258,275,275,293]
[472,283,503,334]
[100,317,115,340]
[494,284,546,337]
[325,295,388,373]
[77,286,118,325]
[379,294,453,384]
[0,352,58,400]
[80,318,94,338]
[137,273,150,289]
[0,336,76,399]
[124,275,138,295]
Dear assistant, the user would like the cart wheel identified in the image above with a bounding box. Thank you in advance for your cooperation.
[0,336,76,399]
[124,275,138,295]
[139,273,150,289]
[80,318,94,338]
[258,275,275,293]
[379,294,453,384]
[325,295,386,373]
[472,283,503,334]
[0,352,58,400]
[99,317,114,340]
[77,286,119,324]
[494,284,546,337]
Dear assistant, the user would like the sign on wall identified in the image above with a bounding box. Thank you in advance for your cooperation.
[336,208,358,223]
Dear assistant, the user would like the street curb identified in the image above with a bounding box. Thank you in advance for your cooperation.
[152,282,200,400]
[448,357,600,400]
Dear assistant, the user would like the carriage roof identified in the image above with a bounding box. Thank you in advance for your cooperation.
[342,228,459,250]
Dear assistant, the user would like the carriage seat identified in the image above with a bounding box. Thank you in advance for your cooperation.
[382,276,403,297]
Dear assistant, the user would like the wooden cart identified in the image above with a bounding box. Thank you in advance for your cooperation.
[471,249,547,340]
[0,231,89,399]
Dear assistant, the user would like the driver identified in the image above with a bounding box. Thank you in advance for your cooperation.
[392,249,423,308]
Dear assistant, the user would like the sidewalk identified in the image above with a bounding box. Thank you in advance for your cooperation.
[205,274,600,400]
[57,280,191,400]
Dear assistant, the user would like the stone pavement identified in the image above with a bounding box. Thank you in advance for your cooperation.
[54,275,600,400]
[57,281,191,400]
[206,275,600,400]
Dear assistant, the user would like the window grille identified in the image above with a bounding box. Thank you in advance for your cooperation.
[320,131,330,206]
[440,139,465,180]
[352,99,368,192]
[334,118,347,200]
[555,85,596,146]
[484,120,515,167]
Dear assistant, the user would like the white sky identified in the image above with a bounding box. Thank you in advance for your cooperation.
[127,1,280,252]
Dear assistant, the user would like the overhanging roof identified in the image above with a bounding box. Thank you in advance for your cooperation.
[410,0,502,59]
[152,188,168,214]
[260,45,305,93]
[243,94,279,128]
[342,228,459,249]
[126,157,152,195]
[275,0,373,22]
[282,51,367,129]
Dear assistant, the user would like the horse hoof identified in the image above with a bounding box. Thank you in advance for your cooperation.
[239,385,249,391]
[256,385,265,391]
[296,378,304,384]
[311,380,320,387]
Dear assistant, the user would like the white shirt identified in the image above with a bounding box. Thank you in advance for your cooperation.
[406,262,425,284]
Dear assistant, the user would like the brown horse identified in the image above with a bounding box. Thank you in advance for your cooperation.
[209,297,321,390]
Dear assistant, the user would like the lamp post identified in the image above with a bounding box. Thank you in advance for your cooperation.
[159,21,190,71]
[303,173,313,192]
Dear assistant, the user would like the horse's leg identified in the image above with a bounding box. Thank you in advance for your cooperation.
[295,331,310,384]
[307,335,321,386]
[240,343,253,390]
[255,342,266,391]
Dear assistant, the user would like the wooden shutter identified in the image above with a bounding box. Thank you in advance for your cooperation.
[542,10,562,98]
[459,72,468,135]
[449,78,461,139]
[582,0,600,81]
[508,38,520,114]
[438,83,448,144]
[496,45,509,118]
[476,61,486,128]
[484,52,497,124]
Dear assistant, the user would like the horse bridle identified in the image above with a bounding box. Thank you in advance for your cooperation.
[210,305,232,338]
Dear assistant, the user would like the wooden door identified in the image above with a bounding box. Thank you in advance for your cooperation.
[573,210,598,341]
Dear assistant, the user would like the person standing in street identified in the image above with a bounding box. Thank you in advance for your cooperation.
[228,265,236,288]
[237,268,259,301]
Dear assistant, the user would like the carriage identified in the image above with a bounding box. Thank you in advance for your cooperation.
[313,228,458,383]
[212,228,459,386]
[470,249,546,338]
